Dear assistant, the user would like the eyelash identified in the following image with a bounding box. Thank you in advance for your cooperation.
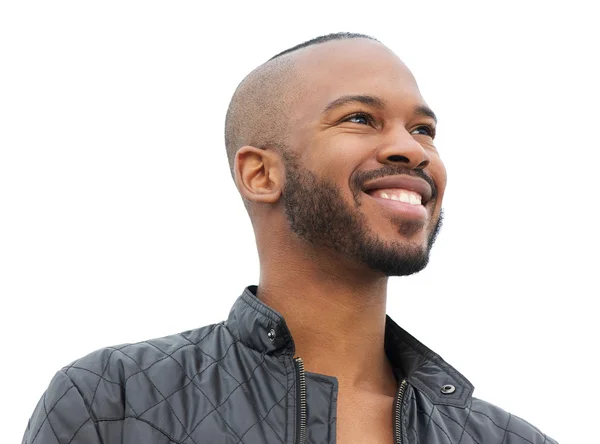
[343,112,374,126]
[412,125,436,139]
[342,112,436,139]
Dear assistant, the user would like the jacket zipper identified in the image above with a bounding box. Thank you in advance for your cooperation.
[394,379,407,444]
[294,357,307,444]
[295,357,404,444]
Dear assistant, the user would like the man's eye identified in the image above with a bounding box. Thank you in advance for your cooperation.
[411,125,436,138]
[344,113,372,125]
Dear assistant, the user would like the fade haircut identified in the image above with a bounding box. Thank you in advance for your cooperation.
[224,32,379,184]
[269,32,379,61]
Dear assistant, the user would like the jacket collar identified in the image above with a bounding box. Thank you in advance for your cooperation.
[226,285,474,408]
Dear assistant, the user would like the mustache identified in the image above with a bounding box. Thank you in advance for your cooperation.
[356,166,438,199]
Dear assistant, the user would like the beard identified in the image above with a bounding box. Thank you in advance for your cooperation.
[281,151,443,277]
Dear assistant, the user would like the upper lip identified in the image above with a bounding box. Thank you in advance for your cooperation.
[362,175,433,204]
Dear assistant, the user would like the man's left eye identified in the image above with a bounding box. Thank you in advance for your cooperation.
[344,113,372,125]
[411,126,435,138]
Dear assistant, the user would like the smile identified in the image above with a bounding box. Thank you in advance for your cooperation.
[369,188,422,205]
[361,175,433,219]
[365,188,428,219]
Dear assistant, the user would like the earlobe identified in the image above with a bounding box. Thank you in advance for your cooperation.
[234,146,282,204]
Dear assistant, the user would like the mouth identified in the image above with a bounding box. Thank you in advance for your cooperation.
[361,175,434,220]
[364,188,428,219]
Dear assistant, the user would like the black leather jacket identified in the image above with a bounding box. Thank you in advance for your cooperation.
[23,286,557,443]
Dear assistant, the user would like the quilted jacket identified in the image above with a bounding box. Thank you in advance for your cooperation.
[23,285,557,443]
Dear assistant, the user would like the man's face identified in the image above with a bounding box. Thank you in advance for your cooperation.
[280,39,447,277]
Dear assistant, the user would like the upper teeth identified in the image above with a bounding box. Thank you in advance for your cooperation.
[372,188,422,205]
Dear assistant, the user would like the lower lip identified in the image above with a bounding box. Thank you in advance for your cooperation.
[366,194,428,219]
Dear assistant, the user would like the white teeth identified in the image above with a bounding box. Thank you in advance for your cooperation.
[372,188,422,205]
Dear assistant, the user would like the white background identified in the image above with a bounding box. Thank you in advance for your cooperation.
[1,1,598,442]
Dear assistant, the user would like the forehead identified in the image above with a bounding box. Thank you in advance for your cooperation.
[288,39,424,112]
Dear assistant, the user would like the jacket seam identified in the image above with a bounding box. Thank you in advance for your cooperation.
[282,355,295,444]
[59,370,104,443]
[96,417,184,444]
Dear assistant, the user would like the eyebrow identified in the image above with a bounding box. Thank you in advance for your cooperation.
[322,95,386,114]
[414,105,438,125]
[321,94,438,124]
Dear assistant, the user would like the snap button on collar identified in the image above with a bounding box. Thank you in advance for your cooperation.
[441,384,456,394]
[267,329,276,342]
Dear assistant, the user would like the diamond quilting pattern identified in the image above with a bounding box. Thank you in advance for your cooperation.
[22,291,557,444]
[405,388,558,444]
[23,320,291,443]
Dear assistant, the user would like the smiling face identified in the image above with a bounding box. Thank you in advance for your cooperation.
[233,38,447,277]
[277,39,447,276]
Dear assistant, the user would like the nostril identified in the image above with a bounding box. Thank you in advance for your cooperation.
[388,155,409,163]
[416,159,430,169]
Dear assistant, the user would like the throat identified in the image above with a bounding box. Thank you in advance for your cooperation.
[301,339,397,396]
[256,275,393,391]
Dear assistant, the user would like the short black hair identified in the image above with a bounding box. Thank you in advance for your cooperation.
[269,32,379,61]
[224,32,382,212]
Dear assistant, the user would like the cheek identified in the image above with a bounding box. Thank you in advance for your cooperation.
[429,157,448,203]
[304,139,363,180]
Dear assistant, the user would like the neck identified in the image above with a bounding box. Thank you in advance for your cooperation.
[256,243,397,396]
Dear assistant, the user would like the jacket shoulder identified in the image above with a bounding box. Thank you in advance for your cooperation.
[24,322,237,443]
[22,370,103,444]
[469,397,558,444]
[408,384,558,444]
[60,322,224,420]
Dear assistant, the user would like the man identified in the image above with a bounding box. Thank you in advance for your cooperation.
[23,33,557,443]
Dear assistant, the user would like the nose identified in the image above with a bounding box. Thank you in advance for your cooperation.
[376,129,431,170]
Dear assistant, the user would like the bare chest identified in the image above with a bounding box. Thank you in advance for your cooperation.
[335,393,396,444]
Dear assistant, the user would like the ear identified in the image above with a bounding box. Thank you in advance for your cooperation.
[234,146,283,205]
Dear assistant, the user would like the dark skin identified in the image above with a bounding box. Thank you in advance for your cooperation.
[234,39,447,443]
